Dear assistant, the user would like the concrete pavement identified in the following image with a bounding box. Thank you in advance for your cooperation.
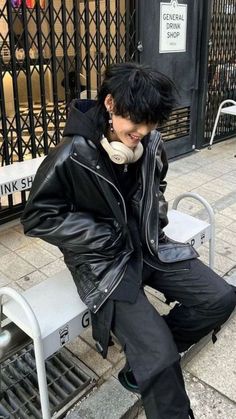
[0,137,235,418]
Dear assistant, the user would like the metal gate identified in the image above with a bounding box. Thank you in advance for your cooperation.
[137,0,204,158]
[203,0,236,144]
[0,0,138,223]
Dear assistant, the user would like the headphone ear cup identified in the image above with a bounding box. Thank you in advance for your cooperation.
[109,141,134,164]
[100,136,143,164]
[132,142,144,162]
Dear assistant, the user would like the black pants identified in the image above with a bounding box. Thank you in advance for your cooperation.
[111,259,236,419]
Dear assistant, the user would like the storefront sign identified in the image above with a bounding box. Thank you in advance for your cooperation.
[0,177,34,197]
[159,0,187,53]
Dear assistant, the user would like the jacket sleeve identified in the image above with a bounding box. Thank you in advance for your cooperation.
[158,142,169,232]
[21,152,121,255]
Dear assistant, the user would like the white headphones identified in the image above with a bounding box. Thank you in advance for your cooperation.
[100,136,143,164]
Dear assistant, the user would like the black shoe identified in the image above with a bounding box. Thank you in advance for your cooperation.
[118,364,140,394]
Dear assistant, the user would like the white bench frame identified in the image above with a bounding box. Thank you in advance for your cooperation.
[0,288,51,418]
[171,192,215,268]
[0,158,216,419]
[208,99,236,149]
[0,271,90,419]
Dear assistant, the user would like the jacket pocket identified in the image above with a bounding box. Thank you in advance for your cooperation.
[157,242,199,264]
[73,264,99,301]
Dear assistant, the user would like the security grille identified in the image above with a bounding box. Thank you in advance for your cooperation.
[0,0,138,222]
[204,0,236,143]
[0,343,96,418]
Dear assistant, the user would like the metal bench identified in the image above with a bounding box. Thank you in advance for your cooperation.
[165,192,215,269]
[208,99,236,149]
[0,271,89,419]
[0,158,215,419]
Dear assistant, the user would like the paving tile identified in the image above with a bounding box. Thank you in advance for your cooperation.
[217,228,236,245]
[165,188,182,201]
[165,187,188,201]
[16,270,47,290]
[213,194,236,214]
[213,268,225,276]
[145,288,171,315]
[196,246,211,266]
[6,281,24,292]
[13,223,24,234]
[181,172,216,187]
[227,221,236,233]
[185,312,236,403]
[213,239,236,262]
[0,243,11,258]
[200,238,236,275]
[170,199,203,216]
[213,253,235,274]
[190,187,224,204]
[0,252,35,280]
[106,342,124,366]
[229,202,236,211]
[79,325,94,347]
[137,408,146,419]
[0,219,19,233]
[219,208,236,222]
[202,180,235,195]
[37,240,63,257]
[80,326,124,367]
[66,337,112,378]
[66,376,139,419]
[0,229,31,250]
[183,371,236,419]
[39,259,66,277]
[221,174,236,185]
[16,244,57,268]
[0,272,12,287]
[224,266,236,288]
[214,213,236,228]
[196,166,226,179]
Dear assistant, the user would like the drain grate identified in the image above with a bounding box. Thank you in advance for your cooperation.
[0,343,97,418]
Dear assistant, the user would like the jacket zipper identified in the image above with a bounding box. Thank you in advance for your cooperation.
[143,133,161,256]
[70,156,127,223]
[70,155,132,312]
[145,191,154,255]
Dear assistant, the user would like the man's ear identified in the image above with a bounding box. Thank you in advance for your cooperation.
[104,94,115,112]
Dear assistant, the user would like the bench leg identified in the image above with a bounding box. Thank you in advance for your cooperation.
[208,109,222,149]
[34,337,51,419]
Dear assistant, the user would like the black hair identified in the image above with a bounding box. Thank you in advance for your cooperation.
[95,62,177,133]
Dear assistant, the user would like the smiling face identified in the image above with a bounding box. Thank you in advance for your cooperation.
[104,95,157,149]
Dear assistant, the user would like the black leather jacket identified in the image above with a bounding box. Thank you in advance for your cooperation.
[21,126,197,316]
[21,100,199,357]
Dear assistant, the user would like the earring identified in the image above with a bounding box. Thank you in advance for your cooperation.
[108,110,114,132]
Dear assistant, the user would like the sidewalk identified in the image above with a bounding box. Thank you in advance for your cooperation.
[0,138,235,418]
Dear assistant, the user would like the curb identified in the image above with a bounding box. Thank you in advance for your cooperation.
[66,376,141,419]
